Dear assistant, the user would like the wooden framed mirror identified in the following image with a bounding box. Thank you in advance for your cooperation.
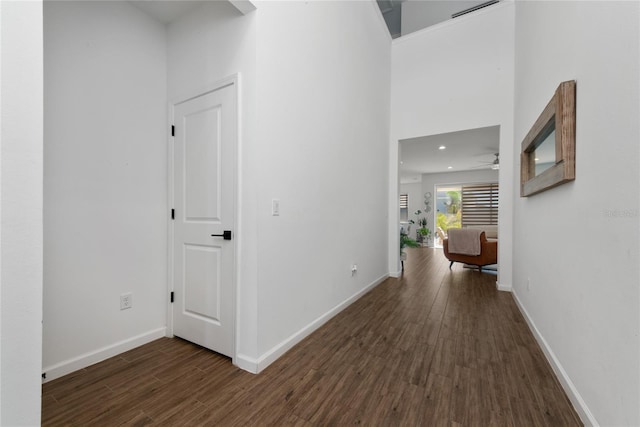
[520,80,576,197]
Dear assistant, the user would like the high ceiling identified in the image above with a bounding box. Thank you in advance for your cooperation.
[129,0,257,24]
[399,126,500,183]
[129,1,204,24]
[130,1,497,38]
[127,1,502,186]
[376,0,405,38]
[377,0,498,38]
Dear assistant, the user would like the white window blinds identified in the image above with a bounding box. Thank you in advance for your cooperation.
[400,194,408,221]
[461,183,499,226]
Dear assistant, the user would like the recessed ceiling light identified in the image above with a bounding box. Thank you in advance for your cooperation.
[534,158,539,161]
[447,166,453,169]
[439,145,446,150]
[400,161,404,164]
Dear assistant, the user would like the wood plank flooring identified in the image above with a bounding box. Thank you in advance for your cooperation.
[42,247,582,426]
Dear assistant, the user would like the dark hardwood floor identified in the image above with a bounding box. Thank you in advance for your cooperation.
[42,247,582,426]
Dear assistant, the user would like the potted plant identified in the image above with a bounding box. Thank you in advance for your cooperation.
[417,217,431,245]
[410,210,423,242]
[400,231,419,269]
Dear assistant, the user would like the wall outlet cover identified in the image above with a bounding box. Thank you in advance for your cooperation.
[120,293,133,310]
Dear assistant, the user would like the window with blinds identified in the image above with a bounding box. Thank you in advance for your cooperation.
[461,183,499,226]
[400,194,408,221]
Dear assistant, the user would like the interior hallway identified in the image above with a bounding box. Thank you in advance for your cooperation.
[42,248,582,426]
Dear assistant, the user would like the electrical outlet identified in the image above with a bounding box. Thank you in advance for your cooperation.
[120,293,133,310]
[351,264,358,276]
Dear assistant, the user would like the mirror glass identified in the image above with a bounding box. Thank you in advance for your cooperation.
[534,129,556,176]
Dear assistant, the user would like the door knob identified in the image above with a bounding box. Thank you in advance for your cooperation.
[211,230,232,240]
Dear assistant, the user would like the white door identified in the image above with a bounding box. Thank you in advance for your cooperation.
[172,82,236,357]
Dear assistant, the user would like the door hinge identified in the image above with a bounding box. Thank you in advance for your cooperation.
[42,372,47,380]
[171,125,175,137]
[170,291,174,303]
[171,209,175,220]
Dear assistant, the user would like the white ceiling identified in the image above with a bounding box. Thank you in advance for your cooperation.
[399,125,500,183]
[378,0,495,38]
[129,1,205,24]
[129,0,258,24]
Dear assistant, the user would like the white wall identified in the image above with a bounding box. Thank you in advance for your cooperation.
[421,168,498,239]
[0,1,43,424]
[43,1,168,378]
[167,0,259,362]
[253,1,391,360]
[167,1,391,371]
[513,2,639,425]
[390,1,514,286]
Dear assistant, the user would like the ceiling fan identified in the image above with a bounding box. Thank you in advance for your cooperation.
[473,153,500,170]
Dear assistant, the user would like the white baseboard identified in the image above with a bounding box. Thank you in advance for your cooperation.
[234,353,259,374]
[236,274,389,374]
[389,269,402,278]
[511,291,598,426]
[42,327,167,382]
[496,281,512,292]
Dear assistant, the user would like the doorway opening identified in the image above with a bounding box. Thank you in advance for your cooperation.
[398,125,500,250]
